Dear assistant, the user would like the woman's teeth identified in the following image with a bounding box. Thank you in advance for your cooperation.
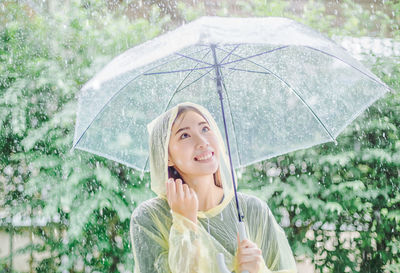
[195,152,213,161]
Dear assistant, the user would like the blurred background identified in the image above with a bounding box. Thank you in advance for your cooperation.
[0,0,399,272]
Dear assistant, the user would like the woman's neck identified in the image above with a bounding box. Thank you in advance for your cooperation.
[182,174,224,211]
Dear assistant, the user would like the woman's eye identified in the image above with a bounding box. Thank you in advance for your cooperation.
[180,133,189,139]
[202,126,210,133]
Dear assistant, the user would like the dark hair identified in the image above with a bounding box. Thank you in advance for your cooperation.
[168,105,222,188]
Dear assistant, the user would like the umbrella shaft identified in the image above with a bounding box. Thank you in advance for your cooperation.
[211,45,243,223]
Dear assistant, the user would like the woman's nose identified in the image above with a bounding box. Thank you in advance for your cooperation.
[193,134,209,149]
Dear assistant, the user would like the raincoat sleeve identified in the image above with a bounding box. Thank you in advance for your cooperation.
[130,199,223,273]
[245,196,297,273]
[168,210,225,273]
[130,201,171,273]
[167,211,202,271]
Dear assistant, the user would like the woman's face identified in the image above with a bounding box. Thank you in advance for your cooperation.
[168,110,219,179]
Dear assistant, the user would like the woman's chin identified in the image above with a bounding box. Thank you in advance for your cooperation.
[195,164,219,176]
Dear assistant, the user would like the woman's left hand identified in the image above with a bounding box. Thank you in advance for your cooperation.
[236,232,263,273]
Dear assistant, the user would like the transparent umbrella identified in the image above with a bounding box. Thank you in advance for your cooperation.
[72,16,391,273]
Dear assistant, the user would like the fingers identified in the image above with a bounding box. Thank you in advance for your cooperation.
[175,179,184,199]
[236,236,263,264]
[238,255,263,270]
[166,179,198,208]
[239,239,257,248]
[183,183,191,198]
[165,178,173,205]
[240,247,262,256]
[166,178,192,200]
[237,239,263,269]
[238,241,262,258]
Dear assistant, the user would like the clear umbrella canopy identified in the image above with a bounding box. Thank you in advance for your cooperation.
[73,16,391,171]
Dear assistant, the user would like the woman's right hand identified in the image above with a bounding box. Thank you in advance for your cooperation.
[166,178,198,224]
[236,232,263,273]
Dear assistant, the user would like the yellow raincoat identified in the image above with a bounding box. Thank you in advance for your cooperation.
[130,102,297,273]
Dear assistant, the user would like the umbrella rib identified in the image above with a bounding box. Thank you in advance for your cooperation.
[175,53,213,66]
[305,46,392,91]
[143,65,214,75]
[217,46,283,79]
[216,45,258,80]
[270,77,337,142]
[226,68,271,74]
[219,44,241,64]
[140,47,212,76]
[220,46,289,66]
[164,49,214,106]
[221,49,337,142]
[175,68,215,94]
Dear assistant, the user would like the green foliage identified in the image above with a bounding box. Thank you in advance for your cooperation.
[1,0,399,272]
[236,0,290,17]
[1,1,160,271]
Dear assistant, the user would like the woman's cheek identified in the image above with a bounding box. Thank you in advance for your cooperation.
[169,144,182,157]
[175,159,183,165]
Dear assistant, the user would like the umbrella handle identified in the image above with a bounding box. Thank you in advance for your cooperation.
[216,222,249,273]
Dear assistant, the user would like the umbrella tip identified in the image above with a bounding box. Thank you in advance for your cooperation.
[333,139,338,146]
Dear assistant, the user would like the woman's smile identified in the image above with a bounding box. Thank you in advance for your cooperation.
[194,151,215,162]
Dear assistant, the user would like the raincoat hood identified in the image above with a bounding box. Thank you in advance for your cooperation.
[147,101,236,217]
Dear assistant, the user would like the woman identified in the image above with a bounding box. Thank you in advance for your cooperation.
[130,102,297,273]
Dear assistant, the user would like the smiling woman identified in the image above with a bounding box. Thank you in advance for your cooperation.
[129,102,297,273]
[168,106,221,184]
[167,107,224,215]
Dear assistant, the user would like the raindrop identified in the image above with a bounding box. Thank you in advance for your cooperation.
[4,165,13,176]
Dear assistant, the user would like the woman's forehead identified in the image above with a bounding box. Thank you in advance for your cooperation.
[172,111,208,131]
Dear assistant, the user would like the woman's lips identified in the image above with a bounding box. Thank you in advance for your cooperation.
[194,151,214,161]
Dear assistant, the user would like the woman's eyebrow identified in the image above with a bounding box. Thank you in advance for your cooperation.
[175,121,208,135]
